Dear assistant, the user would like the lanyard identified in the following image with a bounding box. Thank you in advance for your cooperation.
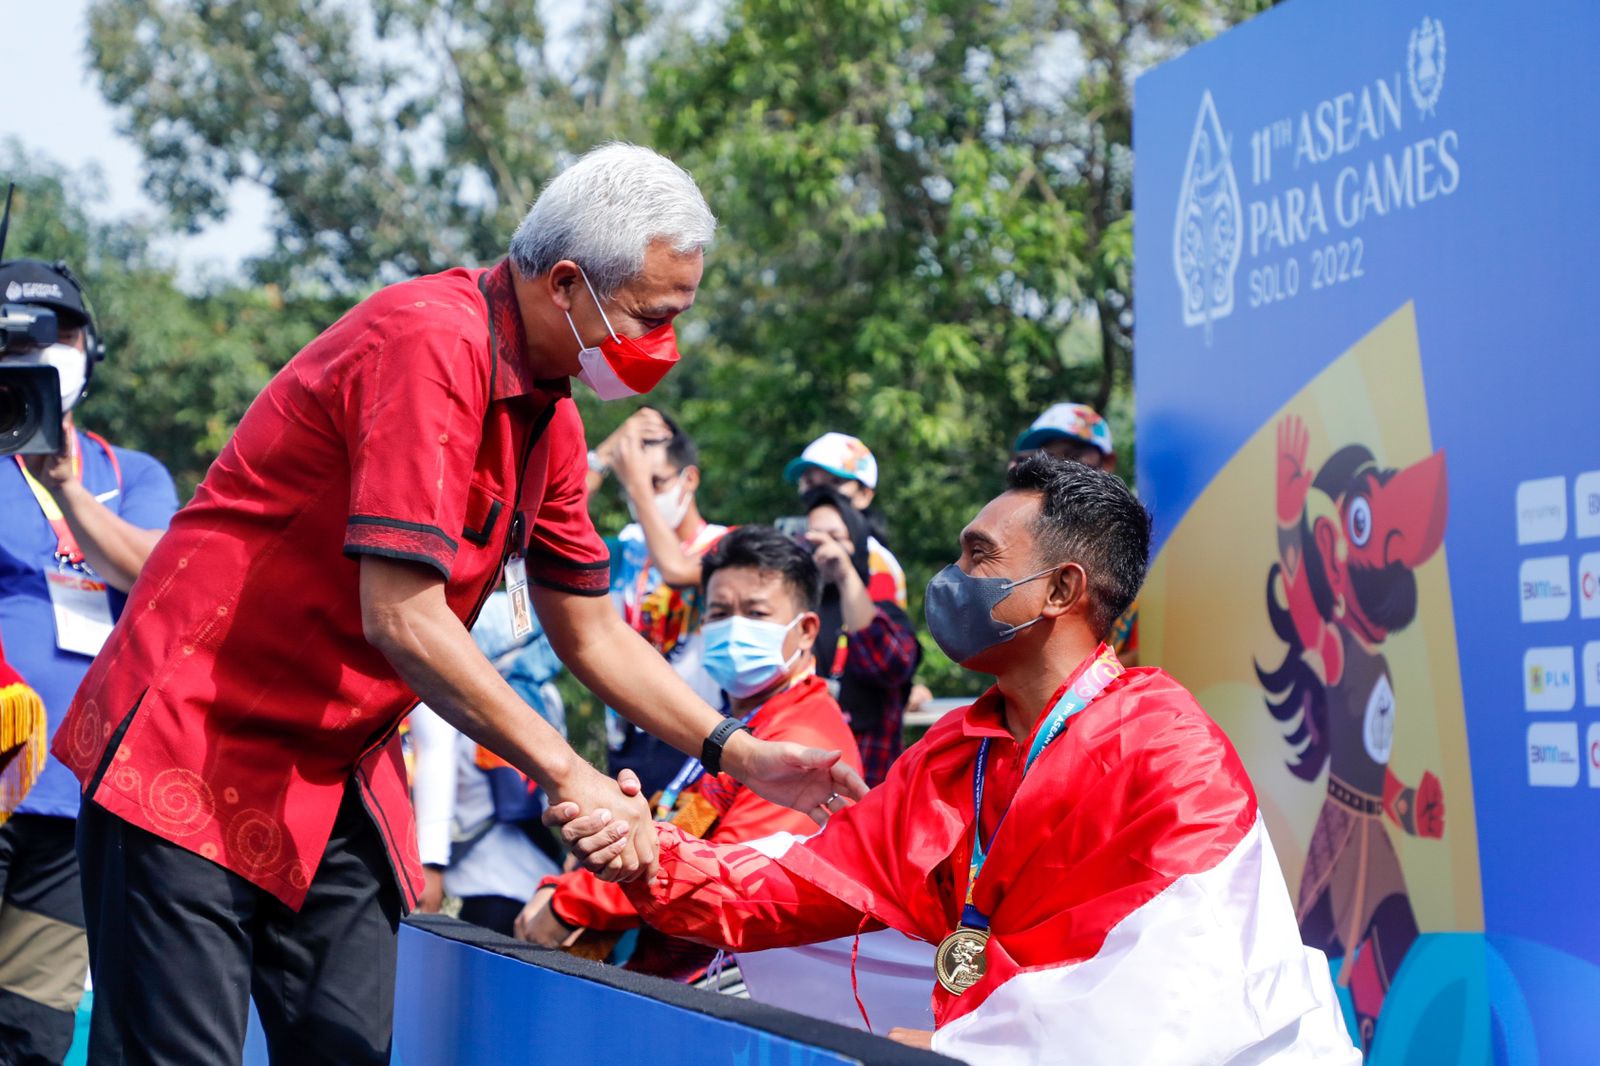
[654,699,766,820]
[960,645,1124,931]
[14,430,85,568]
[12,429,122,571]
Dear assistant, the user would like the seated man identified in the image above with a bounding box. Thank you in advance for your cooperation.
[553,457,1358,1064]
[514,526,862,984]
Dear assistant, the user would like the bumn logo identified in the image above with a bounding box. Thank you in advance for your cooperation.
[1575,471,1600,539]
[1519,556,1572,623]
[1407,17,1446,118]
[1527,722,1579,787]
[1174,91,1242,342]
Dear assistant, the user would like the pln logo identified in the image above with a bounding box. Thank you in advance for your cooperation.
[1524,646,1576,711]
[1174,90,1242,343]
[1407,17,1446,118]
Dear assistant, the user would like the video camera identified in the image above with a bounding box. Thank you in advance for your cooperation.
[0,184,102,456]
[0,300,64,456]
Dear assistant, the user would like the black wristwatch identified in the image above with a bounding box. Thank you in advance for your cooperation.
[701,718,752,777]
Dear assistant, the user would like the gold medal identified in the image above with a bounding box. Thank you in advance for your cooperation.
[934,926,990,995]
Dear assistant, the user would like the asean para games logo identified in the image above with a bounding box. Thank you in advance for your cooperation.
[1408,17,1446,118]
[1173,91,1242,343]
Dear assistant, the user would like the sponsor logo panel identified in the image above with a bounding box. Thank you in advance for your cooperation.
[1519,556,1571,623]
[1527,722,1580,787]
[1578,552,1600,620]
[1516,476,1567,545]
[1589,723,1600,789]
[1575,470,1600,540]
[1523,646,1576,711]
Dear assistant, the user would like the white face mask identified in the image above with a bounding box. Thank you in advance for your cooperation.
[16,342,88,411]
[654,478,691,528]
[625,473,692,529]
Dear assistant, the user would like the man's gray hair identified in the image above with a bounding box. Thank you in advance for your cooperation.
[508,143,716,297]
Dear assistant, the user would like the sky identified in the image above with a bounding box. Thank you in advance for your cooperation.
[2,0,273,283]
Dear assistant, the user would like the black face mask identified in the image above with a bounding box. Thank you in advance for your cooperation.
[924,563,1056,666]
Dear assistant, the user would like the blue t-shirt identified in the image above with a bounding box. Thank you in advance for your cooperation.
[0,434,179,817]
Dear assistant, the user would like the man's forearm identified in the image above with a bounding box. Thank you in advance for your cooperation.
[536,589,724,756]
[624,484,701,587]
[366,579,579,793]
[837,571,877,632]
[626,826,866,951]
[52,482,163,593]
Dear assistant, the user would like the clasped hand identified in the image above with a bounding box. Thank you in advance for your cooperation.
[545,735,869,876]
[543,766,657,882]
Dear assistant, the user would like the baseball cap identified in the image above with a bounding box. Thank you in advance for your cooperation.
[1013,403,1114,456]
[0,259,90,329]
[783,432,879,490]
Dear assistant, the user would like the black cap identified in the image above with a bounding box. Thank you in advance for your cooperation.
[0,259,90,329]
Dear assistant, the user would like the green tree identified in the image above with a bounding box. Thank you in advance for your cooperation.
[627,0,1269,692]
[1,144,341,495]
[80,0,1269,697]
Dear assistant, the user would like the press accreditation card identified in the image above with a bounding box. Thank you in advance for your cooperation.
[46,570,114,656]
[504,555,534,640]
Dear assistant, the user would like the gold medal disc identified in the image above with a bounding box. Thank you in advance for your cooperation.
[934,927,990,995]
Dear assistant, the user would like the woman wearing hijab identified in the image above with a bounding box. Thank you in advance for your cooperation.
[801,486,921,786]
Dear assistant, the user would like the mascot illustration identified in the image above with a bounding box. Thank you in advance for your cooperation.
[1256,414,1448,1052]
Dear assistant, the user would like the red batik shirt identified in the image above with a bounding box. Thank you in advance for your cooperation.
[53,261,609,910]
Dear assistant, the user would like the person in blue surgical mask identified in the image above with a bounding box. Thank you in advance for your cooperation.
[514,526,861,985]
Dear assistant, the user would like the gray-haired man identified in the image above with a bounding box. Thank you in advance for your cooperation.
[60,143,865,1064]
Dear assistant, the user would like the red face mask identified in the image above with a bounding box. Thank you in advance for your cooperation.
[567,269,682,401]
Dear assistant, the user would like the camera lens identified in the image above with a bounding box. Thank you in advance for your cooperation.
[0,380,41,453]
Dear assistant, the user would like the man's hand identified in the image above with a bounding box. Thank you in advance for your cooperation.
[544,767,657,881]
[418,866,445,913]
[887,1029,934,1050]
[608,424,660,501]
[21,420,76,494]
[724,732,867,824]
[597,407,671,470]
[512,886,577,948]
[806,531,856,588]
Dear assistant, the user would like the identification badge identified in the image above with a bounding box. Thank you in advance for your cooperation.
[934,926,990,995]
[46,570,114,656]
[504,555,534,640]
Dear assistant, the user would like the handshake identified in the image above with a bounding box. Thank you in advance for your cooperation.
[540,734,867,883]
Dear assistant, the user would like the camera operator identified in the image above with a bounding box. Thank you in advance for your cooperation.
[0,257,178,1063]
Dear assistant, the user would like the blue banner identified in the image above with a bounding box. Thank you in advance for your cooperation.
[1135,2,1600,1063]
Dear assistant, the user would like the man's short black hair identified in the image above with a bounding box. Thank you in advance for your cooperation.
[701,525,821,614]
[646,406,698,472]
[1005,455,1152,640]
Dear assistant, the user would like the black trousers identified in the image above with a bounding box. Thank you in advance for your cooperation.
[77,783,401,1066]
[0,815,88,1066]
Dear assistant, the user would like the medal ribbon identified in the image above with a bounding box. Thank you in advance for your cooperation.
[959,644,1124,932]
